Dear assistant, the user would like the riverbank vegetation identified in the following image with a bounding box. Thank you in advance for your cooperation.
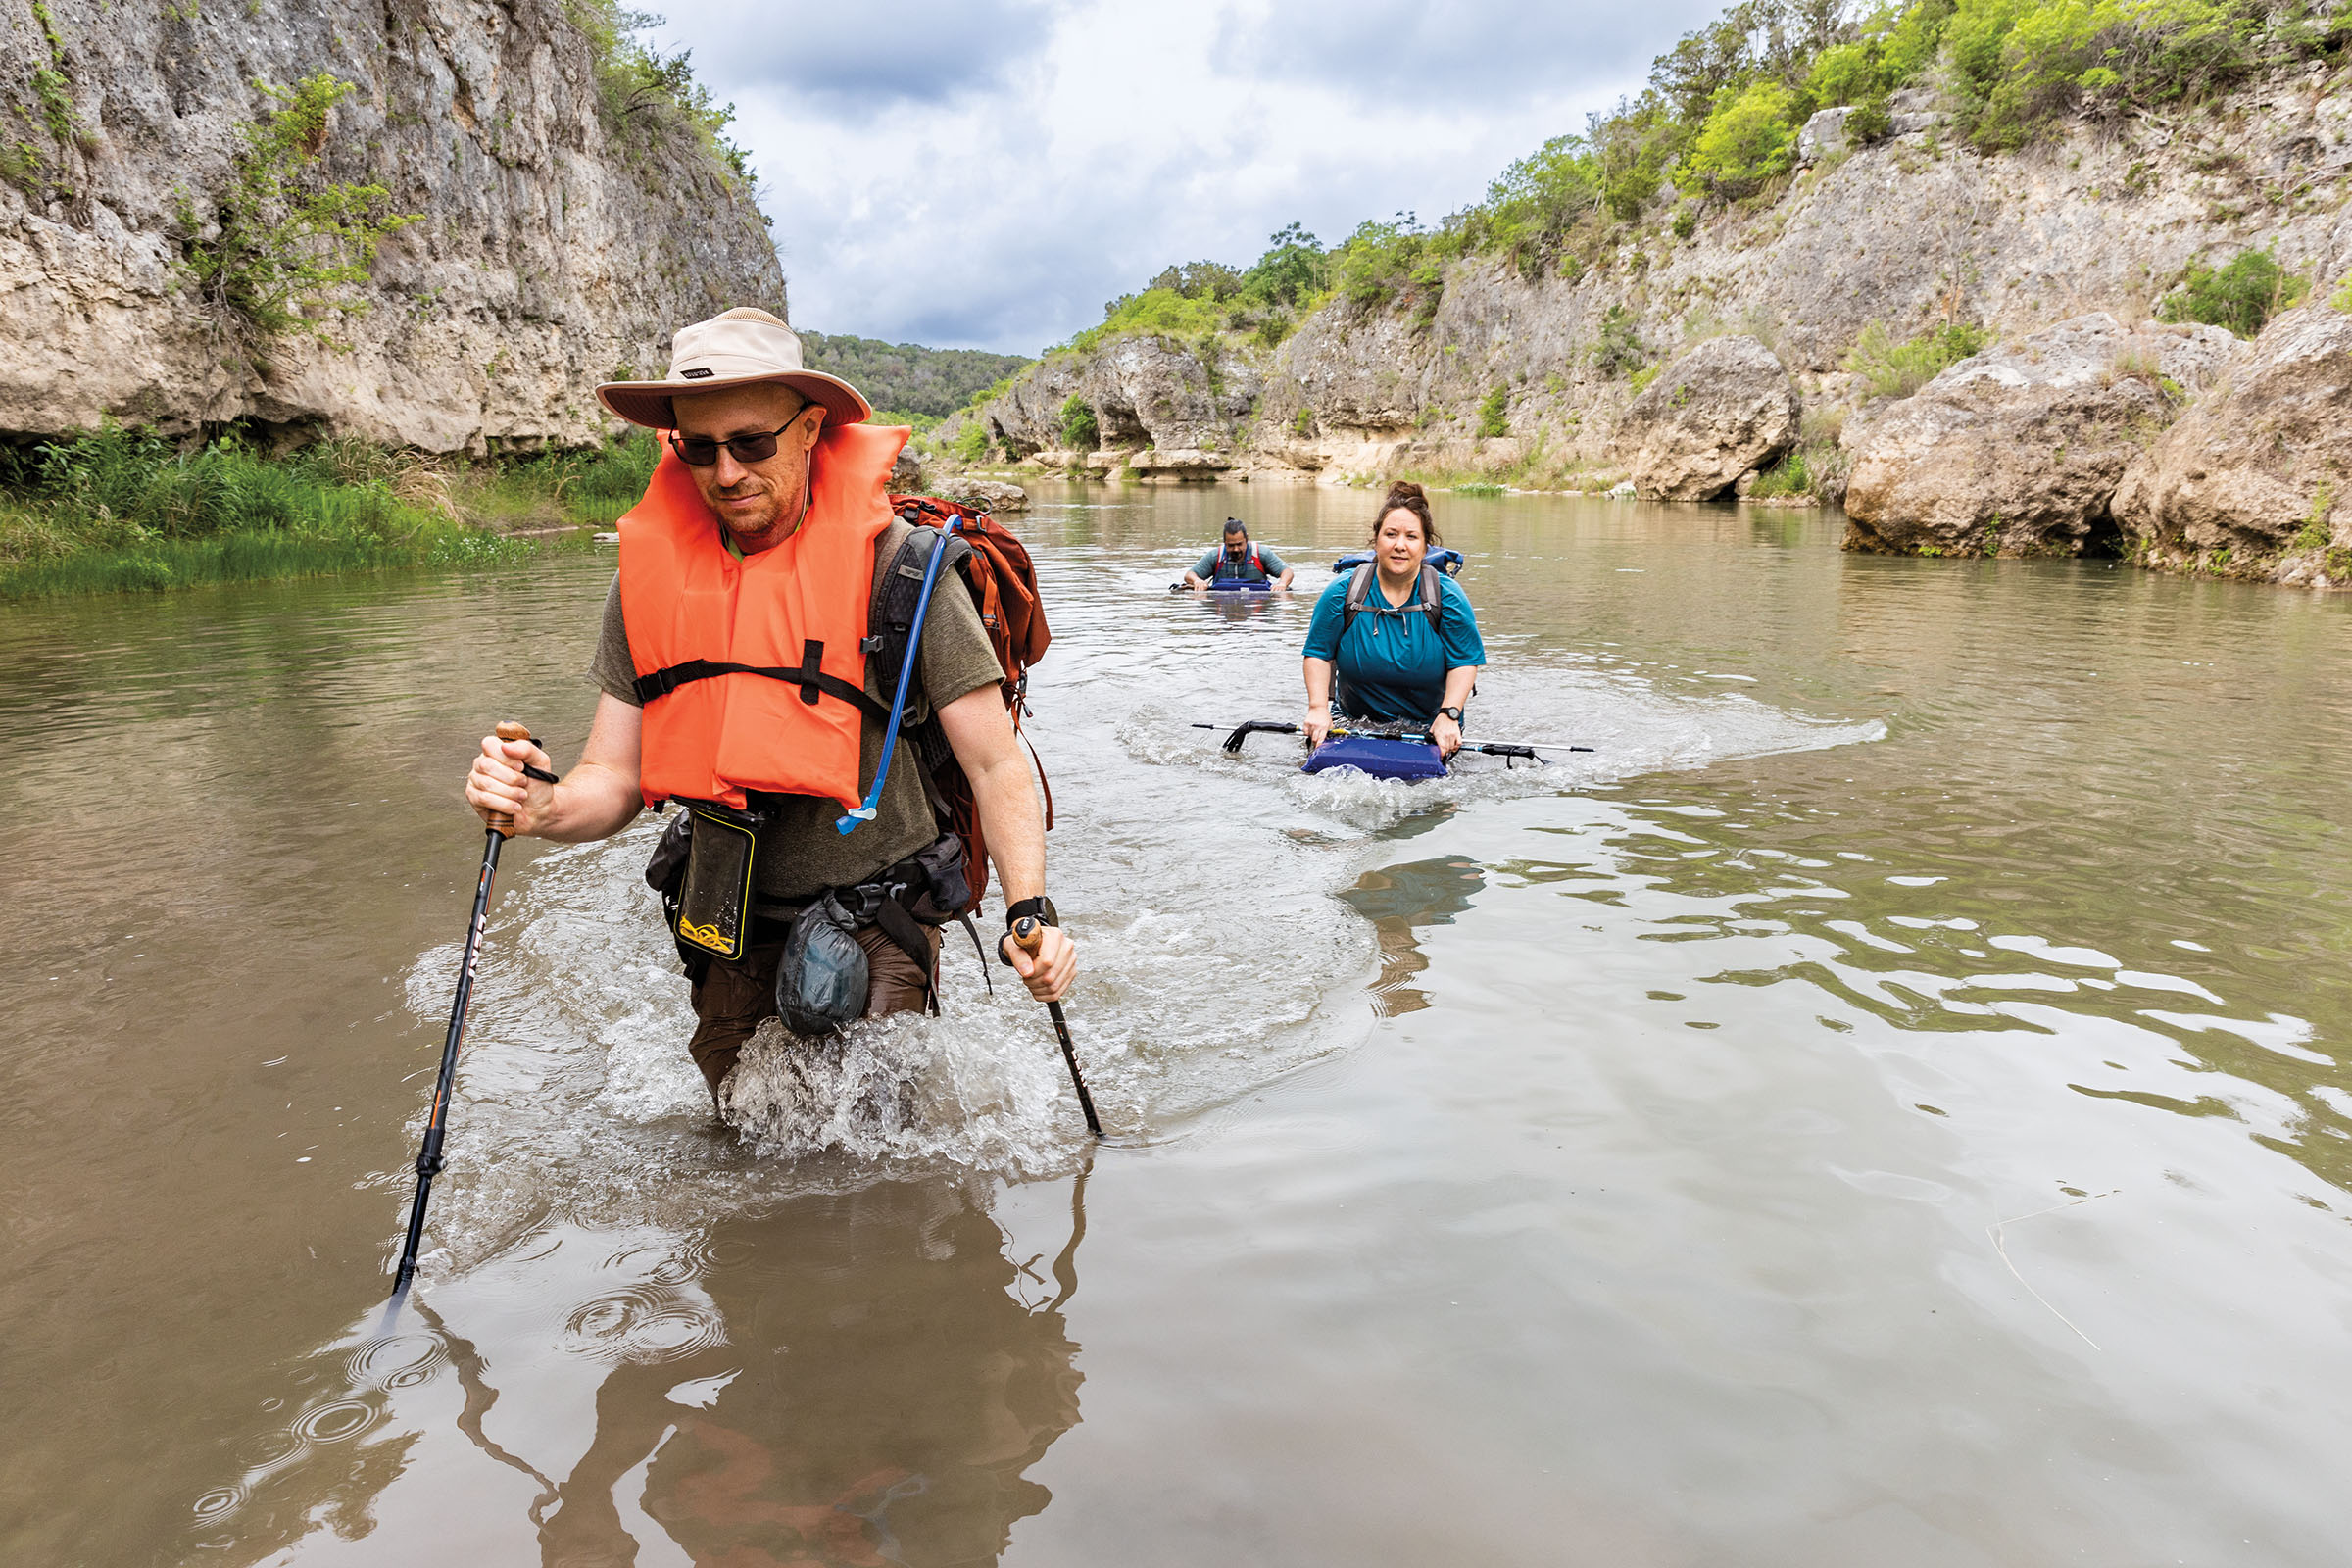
[0,428,658,599]
[799,332,1031,418]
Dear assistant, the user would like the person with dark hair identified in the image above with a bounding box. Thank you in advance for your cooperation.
[1181,517,1295,590]
[1301,481,1486,757]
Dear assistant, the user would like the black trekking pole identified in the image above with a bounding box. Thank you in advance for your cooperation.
[393,720,541,1297]
[1013,917,1102,1139]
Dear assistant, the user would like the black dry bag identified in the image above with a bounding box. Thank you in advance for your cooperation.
[776,893,870,1036]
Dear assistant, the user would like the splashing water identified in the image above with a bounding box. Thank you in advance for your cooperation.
[388,520,1883,1276]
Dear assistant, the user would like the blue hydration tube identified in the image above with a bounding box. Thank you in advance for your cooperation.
[836,518,957,834]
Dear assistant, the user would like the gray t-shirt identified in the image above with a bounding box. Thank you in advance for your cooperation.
[1194,543,1286,581]
[590,518,1006,899]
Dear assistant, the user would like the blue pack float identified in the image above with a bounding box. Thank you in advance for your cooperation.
[1301,733,1448,781]
[1332,548,1464,576]
[1205,579,1271,593]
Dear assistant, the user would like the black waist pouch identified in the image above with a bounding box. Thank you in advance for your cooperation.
[644,801,766,972]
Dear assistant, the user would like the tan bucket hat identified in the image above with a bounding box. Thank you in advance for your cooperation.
[595,307,872,430]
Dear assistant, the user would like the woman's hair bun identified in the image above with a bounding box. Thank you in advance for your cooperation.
[1369,478,1441,548]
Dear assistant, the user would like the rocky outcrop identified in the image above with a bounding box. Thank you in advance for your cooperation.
[1840,315,2241,556]
[1613,335,1797,500]
[2113,305,2352,583]
[1795,87,1943,163]
[933,476,1029,513]
[0,0,780,452]
[981,335,1260,457]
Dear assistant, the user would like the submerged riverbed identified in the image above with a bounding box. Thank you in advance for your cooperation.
[3,484,2349,1565]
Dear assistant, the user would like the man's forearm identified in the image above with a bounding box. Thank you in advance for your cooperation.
[968,751,1046,904]
[536,761,644,842]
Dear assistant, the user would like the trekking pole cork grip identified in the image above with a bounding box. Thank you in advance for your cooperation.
[1013,917,1045,955]
[489,720,533,836]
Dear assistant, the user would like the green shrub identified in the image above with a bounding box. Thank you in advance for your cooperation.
[1059,394,1100,450]
[1593,305,1645,377]
[1846,91,1894,142]
[1672,203,1698,240]
[2157,247,2308,337]
[949,421,990,464]
[1293,407,1314,437]
[2331,275,2352,313]
[1476,385,1511,438]
[181,74,417,351]
[1333,215,1442,312]
[1844,318,1990,399]
[1679,80,1798,198]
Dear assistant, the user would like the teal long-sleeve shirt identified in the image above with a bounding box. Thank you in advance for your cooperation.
[1302,570,1487,724]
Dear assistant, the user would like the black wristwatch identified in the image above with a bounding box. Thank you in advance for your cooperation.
[999,896,1060,967]
[1005,896,1059,929]
[1437,706,1464,724]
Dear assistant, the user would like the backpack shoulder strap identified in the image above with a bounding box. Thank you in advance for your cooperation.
[1417,564,1442,630]
[1341,562,1376,638]
[866,518,972,719]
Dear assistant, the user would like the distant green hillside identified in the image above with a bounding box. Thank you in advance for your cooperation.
[798,332,1032,419]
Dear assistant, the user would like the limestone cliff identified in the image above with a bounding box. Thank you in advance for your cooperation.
[965,65,2352,520]
[0,0,781,453]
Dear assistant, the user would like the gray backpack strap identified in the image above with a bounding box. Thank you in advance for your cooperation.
[1417,564,1442,630]
[1340,562,1377,638]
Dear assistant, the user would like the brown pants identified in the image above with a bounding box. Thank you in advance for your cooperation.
[686,921,942,1099]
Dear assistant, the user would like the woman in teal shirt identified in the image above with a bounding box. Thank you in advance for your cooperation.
[1302,482,1486,758]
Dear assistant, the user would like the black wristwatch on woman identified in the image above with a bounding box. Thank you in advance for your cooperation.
[1436,706,1464,724]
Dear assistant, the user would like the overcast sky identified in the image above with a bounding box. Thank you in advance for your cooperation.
[643,0,1725,355]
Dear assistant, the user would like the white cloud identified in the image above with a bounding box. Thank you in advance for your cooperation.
[645,0,1725,353]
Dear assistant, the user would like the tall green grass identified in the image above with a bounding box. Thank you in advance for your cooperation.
[0,426,645,600]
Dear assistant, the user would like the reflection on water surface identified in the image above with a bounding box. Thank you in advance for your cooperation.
[1,486,2348,1565]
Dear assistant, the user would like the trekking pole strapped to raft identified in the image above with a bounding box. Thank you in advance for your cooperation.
[838,514,958,835]
[394,720,554,1296]
[1014,916,1102,1138]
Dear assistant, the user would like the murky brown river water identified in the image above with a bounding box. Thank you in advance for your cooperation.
[4,485,2350,1566]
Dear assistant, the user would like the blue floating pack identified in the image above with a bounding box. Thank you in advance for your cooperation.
[1205,579,1272,592]
[1332,548,1463,576]
[1301,734,1449,782]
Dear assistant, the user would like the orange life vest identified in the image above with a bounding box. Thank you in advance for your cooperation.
[617,422,906,812]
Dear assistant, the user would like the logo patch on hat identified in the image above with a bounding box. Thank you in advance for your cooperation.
[680,367,714,379]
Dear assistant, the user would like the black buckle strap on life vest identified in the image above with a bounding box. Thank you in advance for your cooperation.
[631,657,889,724]
[798,639,825,706]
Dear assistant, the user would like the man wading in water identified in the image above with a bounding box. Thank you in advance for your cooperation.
[464,308,1075,1109]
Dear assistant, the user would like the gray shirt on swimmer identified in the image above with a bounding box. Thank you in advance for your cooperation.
[589,518,1006,900]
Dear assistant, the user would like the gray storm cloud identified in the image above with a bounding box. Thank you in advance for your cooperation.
[647,0,1726,350]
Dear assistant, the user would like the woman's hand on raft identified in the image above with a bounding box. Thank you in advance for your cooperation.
[1000,924,1078,1003]
[1304,703,1333,750]
[1431,712,1462,760]
[466,732,556,835]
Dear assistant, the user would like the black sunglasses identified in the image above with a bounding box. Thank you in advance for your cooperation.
[668,414,806,467]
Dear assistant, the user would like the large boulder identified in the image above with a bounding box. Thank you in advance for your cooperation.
[2112,305,2352,581]
[1841,314,2241,557]
[934,477,1030,514]
[1614,335,1798,500]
